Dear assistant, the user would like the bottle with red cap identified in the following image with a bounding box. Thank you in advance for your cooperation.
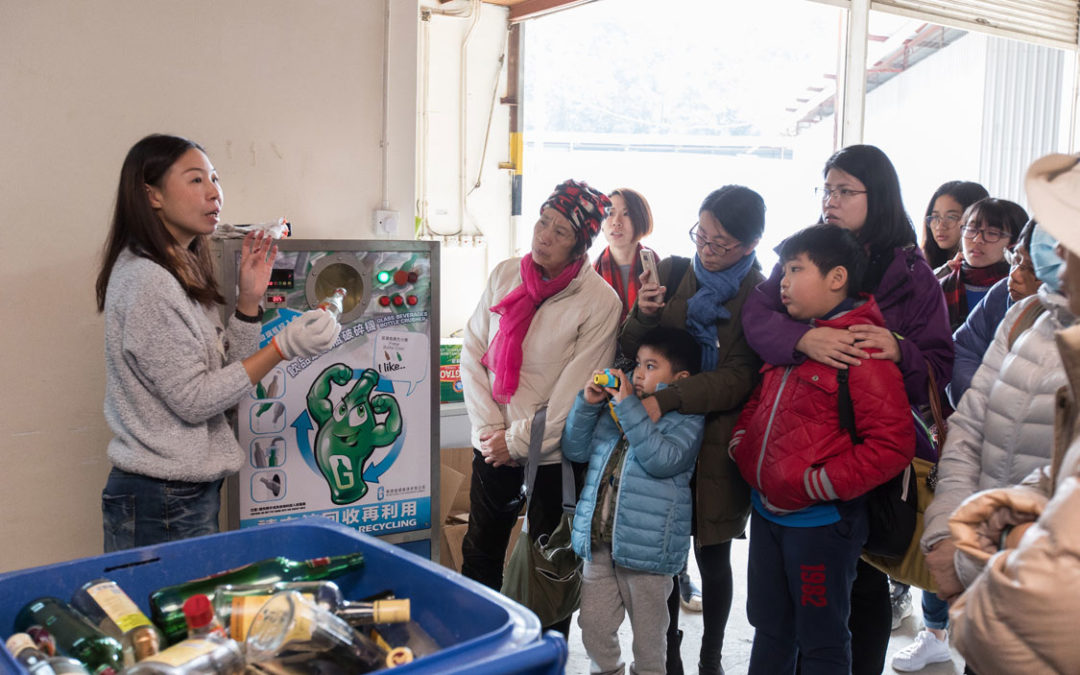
[181,595,226,640]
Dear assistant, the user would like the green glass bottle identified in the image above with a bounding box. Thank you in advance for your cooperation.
[14,597,124,674]
[149,552,365,644]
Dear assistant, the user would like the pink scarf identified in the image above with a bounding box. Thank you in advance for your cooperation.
[482,254,584,403]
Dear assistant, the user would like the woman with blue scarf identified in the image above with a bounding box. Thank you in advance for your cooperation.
[620,185,766,675]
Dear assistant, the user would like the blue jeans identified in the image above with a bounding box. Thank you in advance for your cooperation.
[102,467,222,552]
[921,590,949,630]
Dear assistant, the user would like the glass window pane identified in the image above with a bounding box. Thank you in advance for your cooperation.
[523,0,844,270]
[863,11,1073,247]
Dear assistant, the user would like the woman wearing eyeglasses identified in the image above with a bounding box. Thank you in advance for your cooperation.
[938,198,1027,332]
[620,185,766,675]
[741,145,954,675]
[921,181,990,276]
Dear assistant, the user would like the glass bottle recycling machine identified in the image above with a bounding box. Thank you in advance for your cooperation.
[219,239,440,560]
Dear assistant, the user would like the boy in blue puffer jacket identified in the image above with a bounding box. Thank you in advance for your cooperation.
[562,327,705,675]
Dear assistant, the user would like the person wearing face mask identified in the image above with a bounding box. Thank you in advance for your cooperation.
[945,152,1080,675]
[741,145,953,675]
[458,179,622,636]
[946,221,1059,408]
[620,185,766,675]
[594,187,657,323]
[920,195,1076,665]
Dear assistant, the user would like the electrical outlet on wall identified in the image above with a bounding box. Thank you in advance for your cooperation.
[374,209,399,237]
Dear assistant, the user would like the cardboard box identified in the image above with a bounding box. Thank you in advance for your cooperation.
[438,446,525,573]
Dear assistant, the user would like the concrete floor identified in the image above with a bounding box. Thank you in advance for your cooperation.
[564,537,965,674]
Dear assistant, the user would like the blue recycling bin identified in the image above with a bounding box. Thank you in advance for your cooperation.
[0,519,567,673]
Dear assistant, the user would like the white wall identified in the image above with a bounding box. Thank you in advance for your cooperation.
[419,2,513,337]
[0,0,421,572]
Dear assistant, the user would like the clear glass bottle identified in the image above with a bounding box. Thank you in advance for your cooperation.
[122,636,243,675]
[210,581,409,641]
[181,595,227,639]
[316,287,347,320]
[6,633,93,674]
[244,591,394,673]
[149,552,365,645]
[14,598,123,675]
[70,578,163,665]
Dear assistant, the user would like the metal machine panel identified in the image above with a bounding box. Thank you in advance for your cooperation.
[220,239,440,557]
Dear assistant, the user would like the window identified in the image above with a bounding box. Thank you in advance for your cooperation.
[522,0,845,270]
[861,11,1073,221]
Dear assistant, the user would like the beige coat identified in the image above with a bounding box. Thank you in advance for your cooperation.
[460,256,621,465]
[949,323,1080,674]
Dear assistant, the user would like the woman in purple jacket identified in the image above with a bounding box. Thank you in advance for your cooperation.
[741,145,953,675]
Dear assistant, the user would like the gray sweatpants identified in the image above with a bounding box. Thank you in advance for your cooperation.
[578,543,672,675]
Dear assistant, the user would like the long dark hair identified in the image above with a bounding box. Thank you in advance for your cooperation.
[821,145,915,291]
[96,134,223,312]
[921,180,989,268]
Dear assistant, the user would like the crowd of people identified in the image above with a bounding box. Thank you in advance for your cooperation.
[96,133,1080,675]
[458,145,1080,675]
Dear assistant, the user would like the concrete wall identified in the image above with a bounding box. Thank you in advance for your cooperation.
[0,0,427,571]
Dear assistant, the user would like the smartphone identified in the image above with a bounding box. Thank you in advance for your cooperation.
[639,249,659,284]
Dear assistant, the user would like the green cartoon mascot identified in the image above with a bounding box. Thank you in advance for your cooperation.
[308,364,402,504]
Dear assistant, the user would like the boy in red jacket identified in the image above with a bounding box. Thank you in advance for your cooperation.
[730,224,915,674]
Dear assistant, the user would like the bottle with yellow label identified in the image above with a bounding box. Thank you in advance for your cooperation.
[70,579,163,665]
[122,636,243,675]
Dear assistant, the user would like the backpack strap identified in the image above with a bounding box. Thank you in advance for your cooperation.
[666,256,692,292]
[1007,300,1047,351]
[836,369,863,445]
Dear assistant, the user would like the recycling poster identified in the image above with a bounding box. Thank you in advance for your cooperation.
[235,248,433,538]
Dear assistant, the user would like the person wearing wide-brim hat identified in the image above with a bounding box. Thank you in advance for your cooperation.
[948,153,1080,674]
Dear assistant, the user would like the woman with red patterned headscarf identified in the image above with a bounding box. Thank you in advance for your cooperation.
[459,179,622,636]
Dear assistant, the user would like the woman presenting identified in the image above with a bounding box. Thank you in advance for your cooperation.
[459,179,622,634]
[96,134,340,552]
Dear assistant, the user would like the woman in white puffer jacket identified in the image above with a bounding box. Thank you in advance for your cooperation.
[921,284,1075,598]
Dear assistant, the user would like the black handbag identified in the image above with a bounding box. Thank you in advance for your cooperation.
[499,408,582,626]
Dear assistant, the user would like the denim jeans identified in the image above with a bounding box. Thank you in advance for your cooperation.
[921,589,950,630]
[102,467,223,553]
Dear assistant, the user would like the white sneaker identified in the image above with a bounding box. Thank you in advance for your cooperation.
[892,630,952,671]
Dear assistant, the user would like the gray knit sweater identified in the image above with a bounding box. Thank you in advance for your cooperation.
[103,249,259,481]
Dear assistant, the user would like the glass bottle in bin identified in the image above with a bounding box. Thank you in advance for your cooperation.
[245,591,409,672]
[149,552,365,644]
[210,581,409,641]
[14,597,123,674]
[317,287,347,320]
[6,633,92,674]
[122,636,243,675]
[181,595,226,639]
[70,578,163,665]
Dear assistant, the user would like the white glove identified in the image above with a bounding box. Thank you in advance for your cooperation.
[272,309,340,360]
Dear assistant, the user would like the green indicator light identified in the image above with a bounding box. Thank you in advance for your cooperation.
[376,270,392,284]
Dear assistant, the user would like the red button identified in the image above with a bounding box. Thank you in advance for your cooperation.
[406,295,418,306]
[407,271,418,283]
[379,296,391,307]
[392,295,404,306]
[393,270,409,286]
